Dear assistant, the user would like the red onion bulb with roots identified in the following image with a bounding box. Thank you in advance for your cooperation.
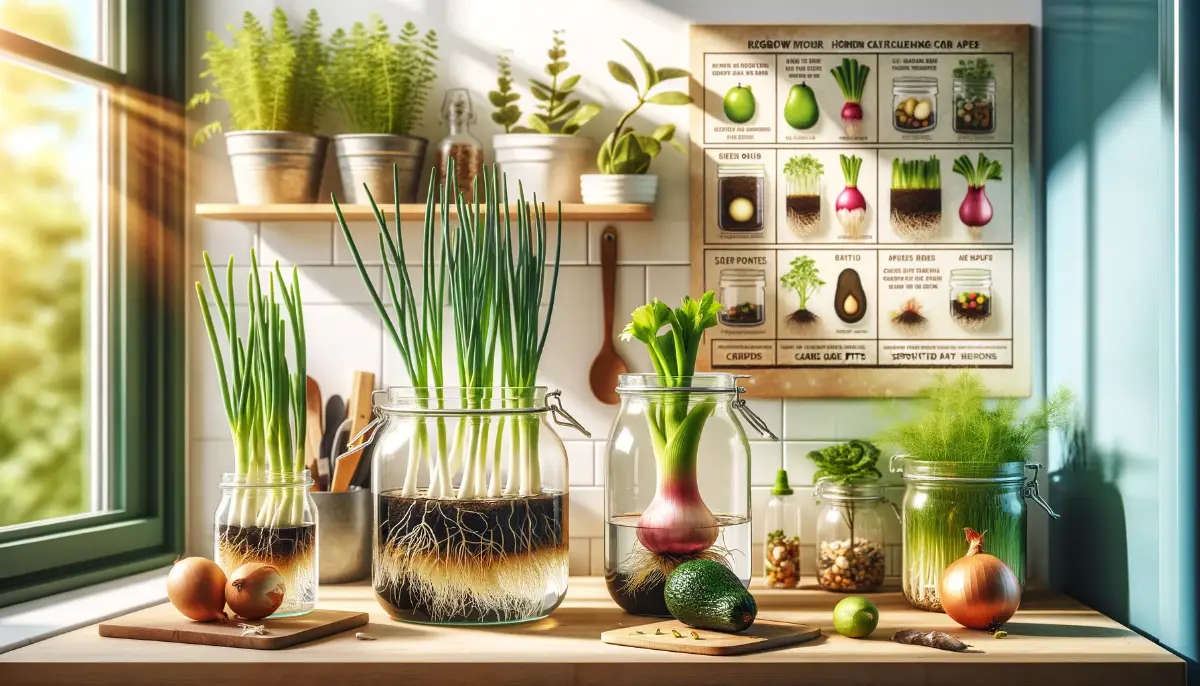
[958,186,994,229]
[841,102,864,137]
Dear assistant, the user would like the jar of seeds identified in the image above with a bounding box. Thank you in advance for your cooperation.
[813,477,890,592]
[762,469,801,588]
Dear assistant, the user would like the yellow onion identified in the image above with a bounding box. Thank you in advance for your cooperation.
[167,557,228,622]
[226,563,286,620]
[938,528,1021,629]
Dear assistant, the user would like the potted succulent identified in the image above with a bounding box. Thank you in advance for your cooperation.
[581,40,691,205]
[189,9,329,204]
[326,17,438,203]
[490,31,600,203]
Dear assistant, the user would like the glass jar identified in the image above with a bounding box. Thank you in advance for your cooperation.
[214,470,318,617]
[891,456,1058,611]
[953,77,996,134]
[604,373,777,616]
[812,478,890,593]
[762,470,801,589]
[892,76,938,132]
[718,269,767,327]
[362,387,588,625]
[717,164,765,232]
[437,89,484,202]
[949,268,993,330]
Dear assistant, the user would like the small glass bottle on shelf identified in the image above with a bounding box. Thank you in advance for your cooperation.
[436,89,484,202]
[763,469,801,589]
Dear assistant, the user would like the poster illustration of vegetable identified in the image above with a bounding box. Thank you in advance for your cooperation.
[689,24,1031,397]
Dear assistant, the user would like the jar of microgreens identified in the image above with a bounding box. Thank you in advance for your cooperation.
[214,470,318,617]
[891,456,1058,611]
[359,387,589,625]
[604,373,777,616]
[812,477,891,593]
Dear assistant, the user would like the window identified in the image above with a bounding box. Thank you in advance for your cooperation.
[0,0,184,606]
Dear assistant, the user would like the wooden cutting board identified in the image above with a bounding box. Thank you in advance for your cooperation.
[98,605,368,650]
[601,618,821,656]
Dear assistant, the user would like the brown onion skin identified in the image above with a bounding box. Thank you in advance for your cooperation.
[939,528,1021,629]
[226,563,286,620]
[167,557,228,622]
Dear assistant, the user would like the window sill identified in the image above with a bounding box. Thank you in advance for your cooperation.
[0,567,169,654]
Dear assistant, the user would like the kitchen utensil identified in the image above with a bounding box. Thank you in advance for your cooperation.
[310,488,372,583]
[99,606,367,650]
[320,395,345,491]
[600,619,820,656]
[331,371,375,492]
[305,376,323,490]
[588,226,628,405]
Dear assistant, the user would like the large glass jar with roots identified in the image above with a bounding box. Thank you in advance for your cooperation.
[365,386,589,625]
[214,470,318,617]
[604,373,777,616]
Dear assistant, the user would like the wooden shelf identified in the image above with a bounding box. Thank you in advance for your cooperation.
[194,203,655,222]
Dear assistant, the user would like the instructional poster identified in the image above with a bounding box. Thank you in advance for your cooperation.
[688,25,1032,397]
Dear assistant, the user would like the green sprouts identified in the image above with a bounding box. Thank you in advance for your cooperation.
[952,153,1004,188]
[195,249,308,526]
[891,156,941,190]
[783,155,823,197]
[334,161,562,499]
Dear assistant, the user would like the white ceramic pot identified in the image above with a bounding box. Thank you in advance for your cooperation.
[493,134,594,204]
[580,174,659,205]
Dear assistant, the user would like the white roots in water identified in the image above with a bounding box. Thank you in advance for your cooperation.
[375,497,567,623]
[618,543,735,595]
[215,527,316,616]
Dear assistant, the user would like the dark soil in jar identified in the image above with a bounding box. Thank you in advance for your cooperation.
[718,175,764,232]
[890,189,942,238]
[785,195,821,236]
[215,523,315,573]
[720,301,764,327]
[951,291,991,330]
[605,571,671,617]
[954,98,994,133]
[373,490,568,623]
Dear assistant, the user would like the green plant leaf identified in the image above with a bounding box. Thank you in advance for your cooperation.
[527,112,551,133]
[655,67,690,81]
[563,102,601,131]
[509,125,536,133]
[530,78,554,93]
[531,85,551,101]
[622,39,655,90]
[505,91,520,103]
[636,135,662,158]
[608,61,637,88]
[651,123,676,142]
[559,74,580,90]
[597,139,613,173]
[668,139,686,154]
[646,91,692,106]
[487,91,507,108]
[546,61,568,76]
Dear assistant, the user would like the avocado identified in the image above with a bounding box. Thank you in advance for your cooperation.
[834,268,867,324]
[664,559,757,633]
[783,82,819,129]
[723,84,756,124]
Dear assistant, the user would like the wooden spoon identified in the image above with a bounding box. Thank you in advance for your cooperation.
[305,376,323,491]
[589,227,628,405]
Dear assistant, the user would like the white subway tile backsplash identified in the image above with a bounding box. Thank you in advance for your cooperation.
[570,486,604,538]
[334,220,428,266]
[565,441,594,487]
[302,305,384,400]
[191,219,256,267]
[782,398,900,441]
[568,537,591,576]
[644,265,691,302]
[589,538,605,577]
[187,438,233,555]
[259,222,334,265]
[750,442,782,487]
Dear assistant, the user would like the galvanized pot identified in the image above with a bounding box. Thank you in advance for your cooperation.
[334,134,428,204]
[310,487,372,583]
[224,131,327,204]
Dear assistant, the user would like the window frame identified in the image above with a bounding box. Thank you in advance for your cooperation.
[0,0,186,607]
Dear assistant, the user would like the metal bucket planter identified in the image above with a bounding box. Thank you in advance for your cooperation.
[493,134,593,204]
[334,134,428,204]
[225,131,327,204]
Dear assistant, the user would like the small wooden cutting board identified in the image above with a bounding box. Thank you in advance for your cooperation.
[601,618,821,656]
[98,605,368,650]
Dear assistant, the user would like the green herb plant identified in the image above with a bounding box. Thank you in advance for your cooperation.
[195,249,307,527]
[783,154,823,197]
[806,440,882,484]
[326,16,438,135]
[596,40,691,175]
[879,371,1073,610]
[780,255,824,325]
[188,9,329,146]
[491,30,601,135]
[953,57,995,99]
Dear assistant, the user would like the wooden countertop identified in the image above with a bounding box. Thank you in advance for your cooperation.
[0,577,1183,685]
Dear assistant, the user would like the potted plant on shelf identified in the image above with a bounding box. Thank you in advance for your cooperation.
[189,9,329,204]
[490,31,601,203]
[326,16,438,203]
[578,40,691,205]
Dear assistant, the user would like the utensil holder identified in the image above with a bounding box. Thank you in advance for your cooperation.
[311,488,372,583]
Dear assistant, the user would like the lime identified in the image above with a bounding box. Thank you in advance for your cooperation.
[832,596,879,638]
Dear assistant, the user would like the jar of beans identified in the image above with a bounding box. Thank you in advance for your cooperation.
[813,477,892,592]
[763,470,801,588]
